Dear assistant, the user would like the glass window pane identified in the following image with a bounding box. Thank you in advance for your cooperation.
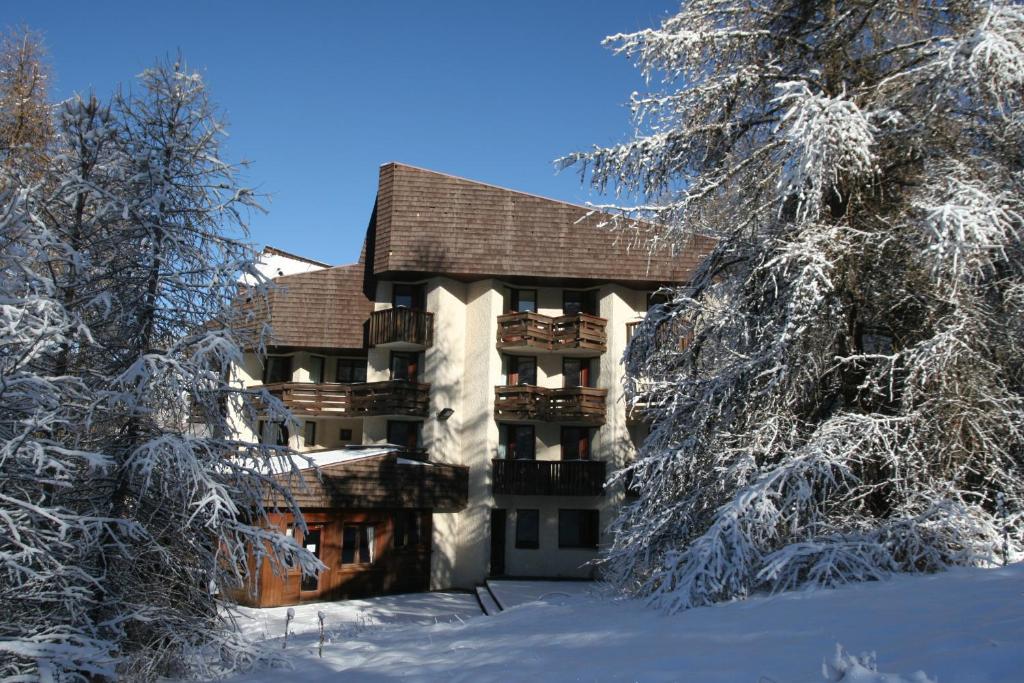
[563,291,583,315]
[390,352,417,381]
[511,357,536,385]
[514,426,535,460]
[358,526,371,563]
[515,509,539,549]
[561,427,590,460]
[342,526,357,564]
[564,359,582,388]
[265,356,292,383]
[393,284,422,309]
[514,289,537,313]
[310,356,324,384]
[558,510,599,548]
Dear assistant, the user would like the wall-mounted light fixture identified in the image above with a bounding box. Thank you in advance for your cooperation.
[437,407,455,421]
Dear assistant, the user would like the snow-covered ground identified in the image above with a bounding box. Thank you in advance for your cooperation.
[231,591,482,642]
[221,564,1024,683]
[486,579,592,610]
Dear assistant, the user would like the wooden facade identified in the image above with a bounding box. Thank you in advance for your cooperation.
[240,509,433,607]
[493,385,608,425]
[237,452,469,607]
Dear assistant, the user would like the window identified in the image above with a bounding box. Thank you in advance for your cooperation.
[300,527,322,590]
[339,428,353,442]
[387,420,422,451]
[393,283,424,310]
[341,524,375,565]
[506,355,537,386]
[393,511,422,548]
[558,509,599,549]
[561,426,591,460]
[563,290,597,316]
[510,289,537,313]
[499,424,535,460]
[263,355,292,384]
[258,420,289,446]
[283,524,296,569]
[275,423,290,447]
[515,509,539,549]
[390,351,419,382]
[563,358,591,388]
[335,358,367,383]
[303,421,317,447]
[309,355,325,384]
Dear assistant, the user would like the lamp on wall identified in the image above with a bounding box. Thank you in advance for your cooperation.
[437,407,455,421]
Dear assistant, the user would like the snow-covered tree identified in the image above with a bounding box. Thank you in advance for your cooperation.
[564,1,1024,610]
[1,53,317,680]
[67,58,317,680]
[0,170,115,682]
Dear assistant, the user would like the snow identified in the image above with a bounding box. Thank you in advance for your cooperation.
[217,564,1024,683]
[240,247,327,285]
[276,446,434,473]
[232,592,482,643]
[485,579,593,610]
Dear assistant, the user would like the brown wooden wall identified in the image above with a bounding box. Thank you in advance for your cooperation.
[236,509,432,608]
[267,455,469,512]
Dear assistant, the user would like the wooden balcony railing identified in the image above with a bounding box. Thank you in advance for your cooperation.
[492,458,606,496]
[624,317,693,351]
[255,381,430,417]
[496,312,607,353]
[368,308,434,348]
[493,385,607,425]
[625,320,641,343]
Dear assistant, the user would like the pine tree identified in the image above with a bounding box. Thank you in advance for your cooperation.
[0,32,113,680]
[0,169,115,681]
[0,27,52,176]
[1,50,316,680]
[70,57,315,680]
[564,1,1024,611]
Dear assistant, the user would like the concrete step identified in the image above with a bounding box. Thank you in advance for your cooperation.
[475,585,501,616]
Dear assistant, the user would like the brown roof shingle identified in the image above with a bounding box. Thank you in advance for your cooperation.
[369,162,714,286]
[240,263,372,350]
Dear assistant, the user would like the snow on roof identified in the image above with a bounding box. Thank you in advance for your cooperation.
[283,446,432,472]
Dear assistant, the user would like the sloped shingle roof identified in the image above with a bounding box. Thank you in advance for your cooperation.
[369,162,714,286]
[241,263,372,350]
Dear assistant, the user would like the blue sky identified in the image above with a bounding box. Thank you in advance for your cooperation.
[11,1,676,265]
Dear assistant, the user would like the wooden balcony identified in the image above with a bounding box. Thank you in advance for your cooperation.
[256,381,430,417]
[368,308,434,349]
[492,458,606,496]
[496,312,606,355]
[493,385,607,425]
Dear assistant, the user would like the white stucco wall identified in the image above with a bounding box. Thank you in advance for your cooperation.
[228,275,652,588]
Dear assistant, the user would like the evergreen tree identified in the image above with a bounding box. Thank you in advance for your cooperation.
[0,27,52,176]
[564,0,1024,611]
[0,50,316,680]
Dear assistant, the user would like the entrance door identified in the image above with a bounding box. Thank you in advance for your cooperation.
[489,509,506,577]
[300,527,322,592]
